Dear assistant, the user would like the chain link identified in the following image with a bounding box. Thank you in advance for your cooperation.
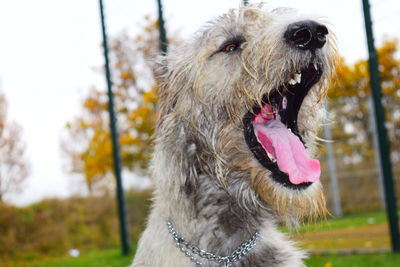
[166,221,259,267]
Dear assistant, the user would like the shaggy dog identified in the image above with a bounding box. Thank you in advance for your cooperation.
[132,3,338,267]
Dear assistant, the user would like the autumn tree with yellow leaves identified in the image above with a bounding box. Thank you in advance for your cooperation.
[63,17,162,193]
[322,39,400,212]
[327,39,400,166]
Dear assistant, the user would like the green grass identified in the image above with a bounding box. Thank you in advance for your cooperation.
[290,211,394,251]
[295,211,389,233]
[5,249,400,267]
[306,253,400,267]
[3,249,133,267]
[4,211,399,266]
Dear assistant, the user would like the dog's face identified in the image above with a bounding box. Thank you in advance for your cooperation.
[155,5,338,222]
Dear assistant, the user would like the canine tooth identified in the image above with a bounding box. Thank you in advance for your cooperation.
[288,78,296,85]
[282,96,287,110]
[314,63,318,70]
[294,73,302,84]
[267,152,276,160]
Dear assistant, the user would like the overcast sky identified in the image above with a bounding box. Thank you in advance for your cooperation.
[0,0,399,206]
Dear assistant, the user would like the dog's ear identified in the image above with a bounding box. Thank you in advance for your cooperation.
[153,54,168,84]
[153,54,176,126]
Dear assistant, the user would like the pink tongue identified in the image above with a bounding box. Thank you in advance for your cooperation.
[253,120,320,184]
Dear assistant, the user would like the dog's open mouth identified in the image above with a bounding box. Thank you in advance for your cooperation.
[244,63,323,189]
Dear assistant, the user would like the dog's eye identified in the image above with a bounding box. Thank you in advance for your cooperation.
[218,36,245,54]
[223,43,239,53]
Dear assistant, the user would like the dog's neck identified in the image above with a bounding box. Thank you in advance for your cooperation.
[157,164,272,258]
[143,140,306,266]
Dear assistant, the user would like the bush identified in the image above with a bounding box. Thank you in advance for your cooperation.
[0,190,151,261]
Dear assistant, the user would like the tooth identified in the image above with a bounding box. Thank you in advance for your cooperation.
[294,73,302,84]
[282,96,287,110]
[314,63,318,70]
[288,78,296,85]
[267,152,276,161]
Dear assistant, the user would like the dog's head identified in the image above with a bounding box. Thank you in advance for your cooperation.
[154,4,338,224]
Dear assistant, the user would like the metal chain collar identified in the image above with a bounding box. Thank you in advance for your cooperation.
[166,221,259,267]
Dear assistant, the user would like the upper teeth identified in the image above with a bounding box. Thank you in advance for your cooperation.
[288,73,302,85]
[294,73,302,83]
[314,63,318,70]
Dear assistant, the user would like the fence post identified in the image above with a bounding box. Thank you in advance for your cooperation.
[156,0,168,54]
[98,0,130,255]
[362,0,400,253]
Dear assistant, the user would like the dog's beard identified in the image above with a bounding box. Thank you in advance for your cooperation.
[239,68,329,225]
[251,173,327,227]
[224,125,327,227]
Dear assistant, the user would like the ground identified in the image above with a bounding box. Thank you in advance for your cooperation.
[291,211,391,251]
[5,249,400,267]
[3,211,400,267]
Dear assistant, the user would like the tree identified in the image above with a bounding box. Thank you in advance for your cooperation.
[62,17,164,193]
[0,93,29,202]
[327,39,400,165]
[312,40,400,213]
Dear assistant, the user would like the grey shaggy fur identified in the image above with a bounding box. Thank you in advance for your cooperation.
[131,3,338,267]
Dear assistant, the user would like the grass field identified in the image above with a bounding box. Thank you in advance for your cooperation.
[291,211,392,251]
[3,211,399,267]
[5,249,400,267]
[306,253,400,267]
[1,249,133,267]
[296,211,388,232]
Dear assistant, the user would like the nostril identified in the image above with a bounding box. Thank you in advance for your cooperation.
[316,25,328,36]
[315,25,328,48]
[285,20,328,50]
[292,27,313,49]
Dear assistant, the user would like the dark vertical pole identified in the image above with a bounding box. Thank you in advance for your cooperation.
[362,0,400,253]
[98,0,130,255]
[156,0,168,54]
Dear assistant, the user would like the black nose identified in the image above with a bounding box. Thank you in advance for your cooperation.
[284,20,328,50]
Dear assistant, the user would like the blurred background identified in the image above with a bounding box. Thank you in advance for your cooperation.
[0,0,400,266]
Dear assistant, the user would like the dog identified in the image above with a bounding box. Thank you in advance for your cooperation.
[131,3,338,266]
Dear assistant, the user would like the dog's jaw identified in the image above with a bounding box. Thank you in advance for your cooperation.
[243,63,324,189]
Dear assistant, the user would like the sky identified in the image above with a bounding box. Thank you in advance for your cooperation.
[0,0,399,206]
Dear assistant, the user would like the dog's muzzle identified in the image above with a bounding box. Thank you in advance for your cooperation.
[243,20,329,189]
